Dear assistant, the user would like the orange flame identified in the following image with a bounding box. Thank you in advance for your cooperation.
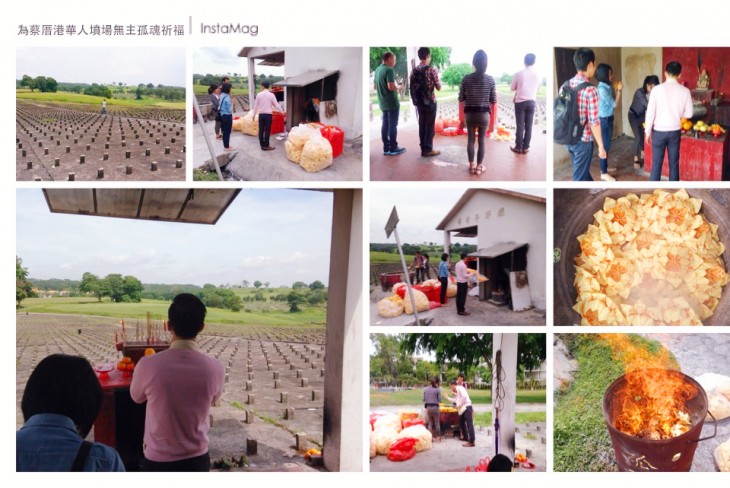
[600,334,697,439]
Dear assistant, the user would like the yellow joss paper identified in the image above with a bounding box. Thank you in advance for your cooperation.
[574,189,728,325]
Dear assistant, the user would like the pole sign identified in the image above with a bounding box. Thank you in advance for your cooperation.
[385,206,399,239]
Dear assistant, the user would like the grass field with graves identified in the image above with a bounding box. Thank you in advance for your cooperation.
[16,91,186,181]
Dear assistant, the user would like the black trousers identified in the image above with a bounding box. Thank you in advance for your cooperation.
[461,406,475,443]
[439,276,448,304]
[140,452,210,472]
[456,282,468,313]
[416,102,437,154]
[220,114,232,148]
[258,113,273,148]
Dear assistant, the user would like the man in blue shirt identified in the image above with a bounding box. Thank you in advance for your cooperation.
[438,252,450,304]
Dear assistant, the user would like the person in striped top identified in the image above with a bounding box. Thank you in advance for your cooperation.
[458,50,497,176]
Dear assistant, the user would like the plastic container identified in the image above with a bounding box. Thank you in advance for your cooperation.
[271,111,286,134]
[320,125,344,158]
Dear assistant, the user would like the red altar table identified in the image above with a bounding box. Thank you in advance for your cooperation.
[94,368,145,470]
[644,132,729,180]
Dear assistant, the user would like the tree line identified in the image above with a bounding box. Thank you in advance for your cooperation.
[193,73,284,88]
[371,242,477,255]
[23,266,327,314]
[18,75,184,101]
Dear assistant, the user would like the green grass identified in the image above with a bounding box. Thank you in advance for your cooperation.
[18,296,325,328]
[193,168,222,181]
[474,411,546,427]
[553,334,679,472]
[16,89,185,109]
[369,388,546,407]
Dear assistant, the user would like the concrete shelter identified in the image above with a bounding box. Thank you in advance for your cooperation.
[239,47,363,140]
[41,188,363,472]
[436,189,546,310]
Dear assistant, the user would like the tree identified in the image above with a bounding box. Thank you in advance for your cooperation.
[20,74,35,91]
[253,280,262,289]
[198,283,241,311]
[500,72,513,84]
[263,281,270,289]
[241,279,250,288]
[135,86,144,100]
[286,291,305,313]
[292,281,308,290]
[102,274,125,302]
[309,280,325,290]
[16,256,34,307]
[79,272,102,301]
[307,290,326,306]
[400,333,493,378]
[121,275,143,302]
[441,63,473,89]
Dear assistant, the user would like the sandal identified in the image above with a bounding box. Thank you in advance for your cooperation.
[474,165,485,176]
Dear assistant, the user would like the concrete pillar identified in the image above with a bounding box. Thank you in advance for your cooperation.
[444,230,452,255]
[247,57,256,113]
[492,333,518,462]
[323,189,363,472]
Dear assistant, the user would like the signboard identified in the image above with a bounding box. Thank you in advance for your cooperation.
[384,206,399,239]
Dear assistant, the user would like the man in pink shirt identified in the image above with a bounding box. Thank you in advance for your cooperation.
[644,61,693,181]
[131,294,224,471]
[454,252,470,316]
[510,53,540,154]
[252,81,284,151]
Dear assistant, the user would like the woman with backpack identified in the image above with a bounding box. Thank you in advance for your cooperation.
[628,75,660,170]
[596,63,622,181]
[458,50,497,176]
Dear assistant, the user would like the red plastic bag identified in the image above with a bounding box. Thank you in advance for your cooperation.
[387,438,417,462]
[428,301,442,310]
[369,412,386,430]
[402,418,425,429]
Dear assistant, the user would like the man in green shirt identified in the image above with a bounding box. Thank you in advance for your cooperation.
[374,51,405,156]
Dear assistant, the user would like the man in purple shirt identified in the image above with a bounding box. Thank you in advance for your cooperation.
[252,81,284,151]
[510,53,540,154]
[131,294,225,471]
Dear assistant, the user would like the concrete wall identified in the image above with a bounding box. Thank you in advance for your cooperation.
[442,191,546,309]
[620,48,662,138]
[553,47,623,172]
[285,48,363,140]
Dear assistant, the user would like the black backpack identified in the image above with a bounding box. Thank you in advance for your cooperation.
[409,66,432,108]
[553,80,592,145]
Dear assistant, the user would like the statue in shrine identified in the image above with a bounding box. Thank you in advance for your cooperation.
[697,69,710,90]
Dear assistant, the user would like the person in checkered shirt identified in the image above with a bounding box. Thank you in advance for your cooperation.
[567,48,607,181]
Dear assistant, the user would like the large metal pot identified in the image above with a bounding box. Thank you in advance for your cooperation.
[602,369,716,471]
[554,189,730,325]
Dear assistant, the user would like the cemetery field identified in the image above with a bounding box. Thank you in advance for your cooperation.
[19,297,326,328]
[16,311,328,458]
[16,93,186,182]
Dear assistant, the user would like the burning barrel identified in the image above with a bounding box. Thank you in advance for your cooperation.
[602,369,716,471]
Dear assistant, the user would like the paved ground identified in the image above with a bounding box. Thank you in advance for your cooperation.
[370,96,546,181]
[369,287,546,326]
[554,135,654,181]
[369,404,547,472]
[192,109,363,181]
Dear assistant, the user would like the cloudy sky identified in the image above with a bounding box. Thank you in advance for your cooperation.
[16,189,332,287]
[194,47,284,77]
[447,46,548,80]
[370,188,546,246]
[16,47,186,87]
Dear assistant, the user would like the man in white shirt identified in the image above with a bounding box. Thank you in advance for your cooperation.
[445,380,475,447]
[510,53,540,154]
[644,61,693,181]
[454,252,470,316]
